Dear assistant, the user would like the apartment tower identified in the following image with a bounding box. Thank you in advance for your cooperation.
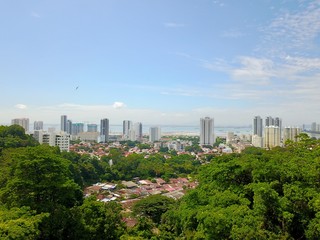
[200,117,215,146]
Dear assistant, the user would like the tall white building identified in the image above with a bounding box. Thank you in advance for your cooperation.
[55,133,70,152]
[149,126,161,142]
[200,117,215,146]
[33,130,70,152]
[34,121,43,131]
[283,127,301,143]
[134,122,143,141]
[264,126,281,149]
[61,115,67,132]
[252,135,264,148]
[123,120,132,139]
[11,118,29,132]
[226,132,235,144]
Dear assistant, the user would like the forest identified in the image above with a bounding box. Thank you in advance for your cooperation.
[1,125,320,239]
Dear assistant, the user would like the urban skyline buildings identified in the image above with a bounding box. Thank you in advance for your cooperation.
[134,122,143,141]
[61,115,67,132]
[149,126,161,142]
[264,126,281,149]
[11,118,29,132]
[283,127,301,143]
[123,120,132,139]
[200,117,215,146]
[87,124,98,132]
[100,118,109,143]
[33,121,43,131]
[253,116,263,137]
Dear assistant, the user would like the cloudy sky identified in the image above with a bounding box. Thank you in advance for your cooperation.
[1,0,320,126]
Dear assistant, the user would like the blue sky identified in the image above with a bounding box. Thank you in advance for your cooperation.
[1,0,320,126]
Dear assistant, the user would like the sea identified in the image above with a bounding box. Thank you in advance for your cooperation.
[128,125,252,137]
[38,124,252,137]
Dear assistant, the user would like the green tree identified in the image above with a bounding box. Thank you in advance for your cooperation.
[0,206,48,240]
[0,145,82,212]
[133,195,175,224]
[79,197,125,239]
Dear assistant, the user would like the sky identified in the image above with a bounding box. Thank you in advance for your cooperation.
[1,0,320,127]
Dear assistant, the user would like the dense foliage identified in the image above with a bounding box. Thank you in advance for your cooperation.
[160,137,320,239]
[0,126,125,239]
[2,124,320,239]
[0,125,38,150]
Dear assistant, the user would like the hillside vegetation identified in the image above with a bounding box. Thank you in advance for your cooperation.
[1,125,320,239]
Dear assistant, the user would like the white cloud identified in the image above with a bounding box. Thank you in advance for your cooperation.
[31,12,41,18]
[221,29,245,38]
[261,0,320,53]
[164,22,185,28]
[14,104,27,109]
[113,102,126,109]
[231,57,274,84]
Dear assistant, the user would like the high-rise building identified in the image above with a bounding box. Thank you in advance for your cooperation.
[252,135,264,148]
[226,132,235,144]
[33,130,70,152]
[34,121,43,131]
[134,122,143,141]
[149,126,161,142]
[72,123,84,135]
[265,116,274,127]
[87,124,98,132]
[265,116,282,139]
[283,127,301,143]
[311,122,317,132]
[100,118,109,143]
[200,117,215,146]
[67,120,72,134]
[264,126,281,149]
[11,118,29,132]
[123,120,132,139]
[253,116,263,137]
[55,133,70,152]
[61,115,67,132]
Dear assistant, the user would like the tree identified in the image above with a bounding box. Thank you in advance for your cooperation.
[0,145,83,239]
[0,125,38,151]
[132,195,175,224]
[158,139,320,239]
[79,197,125,239]
[0,145,82,212]
[0,206,48,240]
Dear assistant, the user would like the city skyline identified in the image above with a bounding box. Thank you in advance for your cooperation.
[1,1,320,126]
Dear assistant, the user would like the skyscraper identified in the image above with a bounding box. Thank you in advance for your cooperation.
[34,121,43,131]
[265,116,274,127]
[123,120,132,139]
[72,123,84,135]
[283,127,301,143]
[134,122,143,141]
[149,126,161,142]
[61,115,67,132]
[100,118,109,143]
[264,126,281,149]
[200,117,214,146]
[11,118,29,132]
[67,120,72,134]
[87,124,98,132]
[253,116,263,137]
